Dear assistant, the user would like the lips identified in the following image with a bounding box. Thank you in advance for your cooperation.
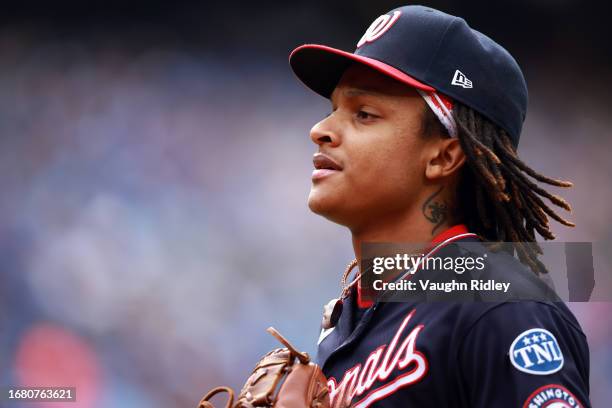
[312,153,342,181]
[313,153,342,171]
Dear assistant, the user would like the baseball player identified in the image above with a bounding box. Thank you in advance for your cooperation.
[289,5,590,408]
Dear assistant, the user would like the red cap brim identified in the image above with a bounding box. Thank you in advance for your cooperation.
[289,44,435,98]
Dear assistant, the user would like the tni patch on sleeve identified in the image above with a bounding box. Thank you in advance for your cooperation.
[509,328,564,375]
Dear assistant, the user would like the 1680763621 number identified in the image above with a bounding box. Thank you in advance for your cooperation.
[4,387,76,402]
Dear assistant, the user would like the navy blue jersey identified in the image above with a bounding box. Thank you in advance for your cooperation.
[316,227,590,408]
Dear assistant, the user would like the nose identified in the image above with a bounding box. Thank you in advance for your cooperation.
[310,114,341,147]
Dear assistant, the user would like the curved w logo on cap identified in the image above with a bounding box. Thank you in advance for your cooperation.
[357,11,401,48]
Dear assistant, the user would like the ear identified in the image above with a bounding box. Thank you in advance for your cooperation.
[424,138,466,180]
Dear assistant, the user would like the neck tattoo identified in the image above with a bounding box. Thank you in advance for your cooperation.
[422,186,448,236]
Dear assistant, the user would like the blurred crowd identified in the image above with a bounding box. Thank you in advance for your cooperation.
[0,2,611,407]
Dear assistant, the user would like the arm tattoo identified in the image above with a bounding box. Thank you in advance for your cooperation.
[422,186,448,236]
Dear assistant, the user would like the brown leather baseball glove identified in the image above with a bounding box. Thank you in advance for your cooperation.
[197,327,330,408]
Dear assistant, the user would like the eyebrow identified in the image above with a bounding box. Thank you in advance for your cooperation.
[331,87,388,105]
[342,87,387,98]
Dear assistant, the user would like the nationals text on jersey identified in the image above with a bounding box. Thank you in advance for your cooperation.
[327,310,427,408]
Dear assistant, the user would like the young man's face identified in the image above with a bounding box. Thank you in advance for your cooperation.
[308,63,434,231]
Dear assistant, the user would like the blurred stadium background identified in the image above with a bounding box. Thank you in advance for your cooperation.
[0,0,610,406]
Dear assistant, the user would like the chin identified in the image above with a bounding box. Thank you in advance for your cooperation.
[307,188,353,227]
[307,189,332,215]
[308,186,339,213]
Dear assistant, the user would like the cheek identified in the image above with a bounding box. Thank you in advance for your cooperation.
[348,130,424,195]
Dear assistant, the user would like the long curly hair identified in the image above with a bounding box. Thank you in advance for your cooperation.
[421,102,574,274]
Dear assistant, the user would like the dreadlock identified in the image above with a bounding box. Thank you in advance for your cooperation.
[421,102,574,275]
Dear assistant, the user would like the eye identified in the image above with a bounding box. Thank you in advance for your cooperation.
[356,110,377,120]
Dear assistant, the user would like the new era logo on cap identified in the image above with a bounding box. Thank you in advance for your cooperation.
[451,70,473,88]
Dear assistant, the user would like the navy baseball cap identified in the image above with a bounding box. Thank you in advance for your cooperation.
[289,5,528,147]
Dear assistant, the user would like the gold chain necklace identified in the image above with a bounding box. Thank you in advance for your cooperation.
[321,258,360,329]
